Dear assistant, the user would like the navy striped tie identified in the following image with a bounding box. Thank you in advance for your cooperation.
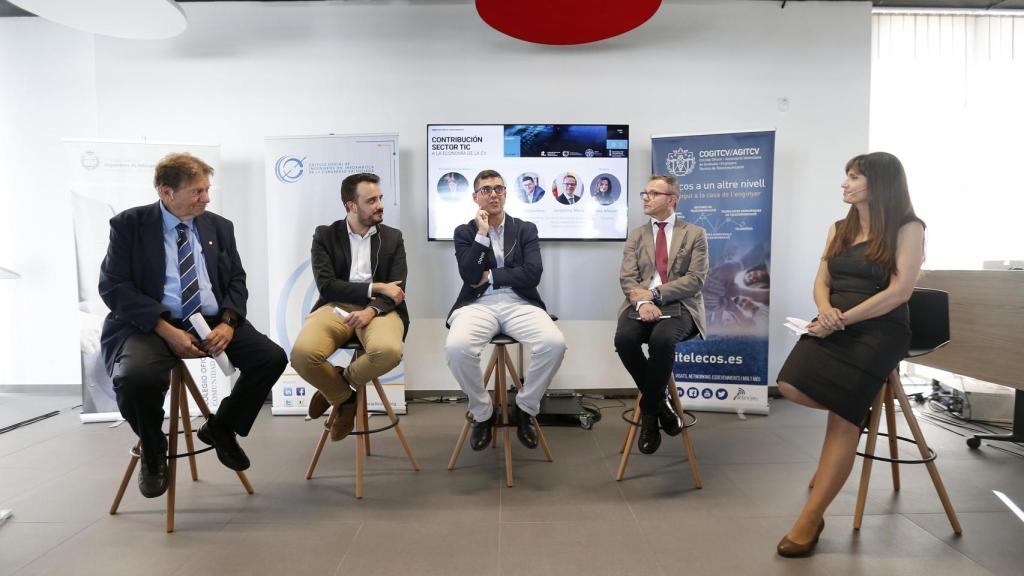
[175,223,202,330]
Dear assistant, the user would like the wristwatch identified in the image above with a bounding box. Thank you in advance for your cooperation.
[650,287,663,306]
[221,315,238,328]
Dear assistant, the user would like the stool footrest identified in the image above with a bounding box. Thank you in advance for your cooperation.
[620,408,698,430]
[857,431,937,464]
[348,417,400,436]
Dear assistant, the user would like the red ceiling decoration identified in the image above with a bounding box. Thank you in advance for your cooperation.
[476,0,662,46]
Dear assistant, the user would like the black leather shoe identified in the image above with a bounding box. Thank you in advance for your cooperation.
[469,410,496,451]
[197,415,251,471]
[658,399,682,437]
[511,403,539,449]
[138,454,169,498]
[638,414,662,454]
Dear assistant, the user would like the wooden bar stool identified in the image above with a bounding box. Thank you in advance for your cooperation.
[616,376,703,488]
[305,340,420,499]
[850,288,962,534]
[448,334,553,487]
[109,361,254,533]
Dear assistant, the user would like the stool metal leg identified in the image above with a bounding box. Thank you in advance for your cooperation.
[110,442,141,515]
[884,384,901,491]
[166,376,181,533]
[361,390,371,457]
[854,387,886,530]
[890,370,962,534]
[372,378,420,471]
[179,389,199,482]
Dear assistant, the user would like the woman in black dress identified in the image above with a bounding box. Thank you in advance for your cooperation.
[775,152,925,557]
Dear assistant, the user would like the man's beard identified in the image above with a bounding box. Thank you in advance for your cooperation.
[360,211,383,226]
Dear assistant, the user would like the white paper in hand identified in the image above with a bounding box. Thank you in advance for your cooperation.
[188,314,236,376]
[333,307,351,319]
[784,316,810,336]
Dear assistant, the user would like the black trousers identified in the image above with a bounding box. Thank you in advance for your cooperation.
[614,307,697,414]
[111,320,287,465]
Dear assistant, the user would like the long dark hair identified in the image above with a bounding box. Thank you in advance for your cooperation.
[824,152,924,277]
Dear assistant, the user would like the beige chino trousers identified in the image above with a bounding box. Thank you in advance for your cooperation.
[290,303,404,406]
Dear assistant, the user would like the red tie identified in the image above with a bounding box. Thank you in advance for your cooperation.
[655,222,669,284]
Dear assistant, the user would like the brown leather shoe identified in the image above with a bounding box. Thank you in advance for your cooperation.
[776,518,825,558]
[308,390,330,419]
[328,394,358,442]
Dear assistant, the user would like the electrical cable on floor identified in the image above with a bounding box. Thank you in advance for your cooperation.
[905,403,1024,458]
[407,396,466,405]
[0,403,82,436]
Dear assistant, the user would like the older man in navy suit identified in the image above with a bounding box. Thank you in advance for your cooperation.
[99,153,286,498]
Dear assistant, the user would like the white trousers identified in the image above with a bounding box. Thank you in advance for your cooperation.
[445,296,566,421]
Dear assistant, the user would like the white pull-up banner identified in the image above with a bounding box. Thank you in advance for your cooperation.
[65,139,228,422]
[264,134,404,415]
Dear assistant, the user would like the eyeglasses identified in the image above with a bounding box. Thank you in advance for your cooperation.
[639,191,675,200]
[475,186,506,196]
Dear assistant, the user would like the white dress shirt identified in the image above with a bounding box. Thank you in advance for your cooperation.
[474,216,516,298]
[347,219,376,298]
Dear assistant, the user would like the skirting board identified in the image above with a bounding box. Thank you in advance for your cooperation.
[0,385,79,394]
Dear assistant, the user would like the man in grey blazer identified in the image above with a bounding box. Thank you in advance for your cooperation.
[614,175,708,454]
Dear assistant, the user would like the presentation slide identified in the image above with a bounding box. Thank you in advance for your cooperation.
[427,124,629,241]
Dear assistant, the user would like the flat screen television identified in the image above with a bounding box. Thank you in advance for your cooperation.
[427,124,629,241]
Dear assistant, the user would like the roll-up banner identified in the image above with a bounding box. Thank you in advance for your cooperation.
[264,134,405,415]
[651,130,775,415]
[65,139,229,423]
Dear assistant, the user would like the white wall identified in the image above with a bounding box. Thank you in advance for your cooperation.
[0,20,96,386]
[0,0,871,391]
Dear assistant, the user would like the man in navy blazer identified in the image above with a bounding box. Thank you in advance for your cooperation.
[99,153,286,498]
[445,169,566,452]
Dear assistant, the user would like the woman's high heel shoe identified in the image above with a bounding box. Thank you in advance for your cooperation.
[776,518,825,558]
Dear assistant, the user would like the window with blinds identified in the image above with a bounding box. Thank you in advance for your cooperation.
[870,12,1023,270]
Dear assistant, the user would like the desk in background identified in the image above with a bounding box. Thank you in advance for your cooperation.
[913,270,1023,447]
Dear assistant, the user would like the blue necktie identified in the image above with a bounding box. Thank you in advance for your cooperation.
[175,223,202,328]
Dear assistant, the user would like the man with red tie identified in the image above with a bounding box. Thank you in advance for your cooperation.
[614,175,709,454]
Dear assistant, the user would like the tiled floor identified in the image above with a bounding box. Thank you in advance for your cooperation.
[1,394,1022,576]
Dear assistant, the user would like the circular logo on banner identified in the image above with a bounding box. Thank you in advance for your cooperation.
[715,388,728,400]
[701,388,713,399]
[274,156,305,183]
[687,387,699,399]
[666,148,695,177]
[81,151,100,170]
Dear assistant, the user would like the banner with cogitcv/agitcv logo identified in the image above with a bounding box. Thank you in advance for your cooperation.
[264,134,404,415]
[652,130,775,415]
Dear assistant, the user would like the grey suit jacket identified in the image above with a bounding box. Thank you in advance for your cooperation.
[618,217,709,339]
